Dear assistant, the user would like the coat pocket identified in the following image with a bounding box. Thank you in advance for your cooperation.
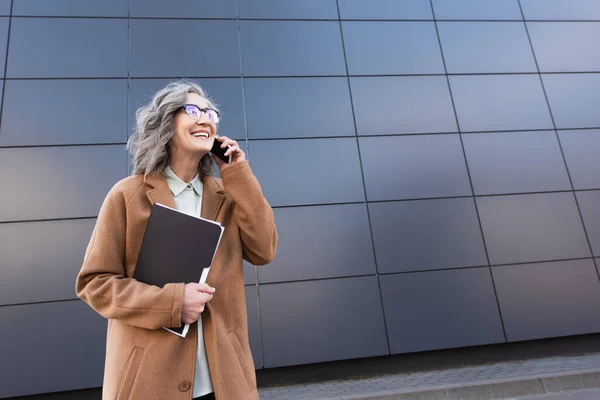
[228,331,255,390]
[116,346,145,400]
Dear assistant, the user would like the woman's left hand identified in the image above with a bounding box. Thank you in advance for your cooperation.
[214,135,246,171]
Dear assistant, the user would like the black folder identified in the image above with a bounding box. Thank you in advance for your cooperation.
[133,203,224,337]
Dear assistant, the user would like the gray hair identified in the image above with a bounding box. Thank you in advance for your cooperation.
[127,79,219,177]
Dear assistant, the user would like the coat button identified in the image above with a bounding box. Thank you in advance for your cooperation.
[179,380,191,392]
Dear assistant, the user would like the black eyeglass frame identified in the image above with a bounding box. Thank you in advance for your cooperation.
[180,104,221,123]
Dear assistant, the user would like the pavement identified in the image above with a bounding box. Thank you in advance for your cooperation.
[258,353,600,400]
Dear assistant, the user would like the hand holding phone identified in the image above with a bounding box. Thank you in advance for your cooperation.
[210,137,231,164]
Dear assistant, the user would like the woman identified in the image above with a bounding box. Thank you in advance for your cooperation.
[76,80,278,400]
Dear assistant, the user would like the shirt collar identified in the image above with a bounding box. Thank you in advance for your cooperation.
[165,166,203,197]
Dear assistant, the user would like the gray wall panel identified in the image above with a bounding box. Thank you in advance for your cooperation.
[493,260,600,342]
[0,80,128,146]
[369,198,487,274]
[244,78,354,139]
[249,138,365,207]
[521,0,600,20]
[0,0,9,15]
[463,131,571,195]
[239,0,338,19]
[360,135,471,201]
[130,20,240,78]
[432,0,522,20]
[450,74,554,132]
[381,269,505,354]
[13,0,128,16]
[528,22,600,72]
[559,130,600,190]
[130,0,237,18]
[0,18,11,76]
[0,301,106,398]
[128,78,245,140]
[0,218,95,305]
[7,18,128,78]
[438,22,536,74]
[351,77,457,135]
[260,277,388,368]
[239,21,346,76]
[338,0,432,20]
[258,204,376,283]
[342,22,444,75]
[245,286,262,369]
[0,145,127,222]
[477,193,591,265]
[575,191,600,257]
[543,74,600,129]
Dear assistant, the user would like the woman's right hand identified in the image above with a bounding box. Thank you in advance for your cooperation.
[181,283,216,324]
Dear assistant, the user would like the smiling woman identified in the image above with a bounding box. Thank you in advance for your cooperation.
[75,79,278,400]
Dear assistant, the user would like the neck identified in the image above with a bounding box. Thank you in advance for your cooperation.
[169,150,204,183]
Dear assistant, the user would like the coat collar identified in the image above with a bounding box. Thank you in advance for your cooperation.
[144,173,225,221]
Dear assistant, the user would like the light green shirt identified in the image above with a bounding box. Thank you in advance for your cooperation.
[165,166,213,398]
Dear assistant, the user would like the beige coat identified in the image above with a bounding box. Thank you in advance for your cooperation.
[76,161,278,400]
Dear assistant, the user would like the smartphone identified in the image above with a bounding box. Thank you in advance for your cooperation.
[210,138,231,164]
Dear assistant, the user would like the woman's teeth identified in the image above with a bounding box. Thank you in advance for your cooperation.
[192,132,209,138]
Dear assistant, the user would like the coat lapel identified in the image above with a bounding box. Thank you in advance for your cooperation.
[202,175,225,221]
[144,173,176,209]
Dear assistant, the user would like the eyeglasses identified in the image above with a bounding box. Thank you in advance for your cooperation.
[181,104,220,124]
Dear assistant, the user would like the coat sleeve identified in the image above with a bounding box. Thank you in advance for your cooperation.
[220,161,278,265]
[75,184,184,330]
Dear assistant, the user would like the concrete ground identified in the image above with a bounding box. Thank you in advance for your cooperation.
[258,353,600,400]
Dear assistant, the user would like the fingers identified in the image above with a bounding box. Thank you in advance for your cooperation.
[185,282,215,294]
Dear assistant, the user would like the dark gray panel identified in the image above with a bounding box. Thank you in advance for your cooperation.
[0,219,96,305]
[543,74,600,129]
[0,80,127,146]
[559,130,600,190]
[244,78,354,139]
[360,135,471,201]
[338,0,432,20]
[0,18,10,76]
[239,21,346,77]
[7,18,127,78]
[260,277,388,368]
[576,191,600,257]
[477,193,591,265]
[0,145,127,222]
[522,0,600,20]
[13,0,127,16]
[528,22,600,73]
[128,78,245,140]
[438,22,536,74]
[244,260,256,285]
[0,0,9,15]
[239,0,338,19]
[493,259,600,342]
[0,301,106,398]
[381,269,504,354]
[463,131,571,195]
[245,286,262,369]
[370,198,487,274]
[130,20,240,78]
[450,75,553,132]
[130,0,237,18]
[258,204,376,283]
[343,22,443,75]
[350,76,457,135]
[432,0,522,20]
[248,138,365,207]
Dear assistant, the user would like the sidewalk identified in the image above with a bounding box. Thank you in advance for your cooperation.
[258,353,600,400]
